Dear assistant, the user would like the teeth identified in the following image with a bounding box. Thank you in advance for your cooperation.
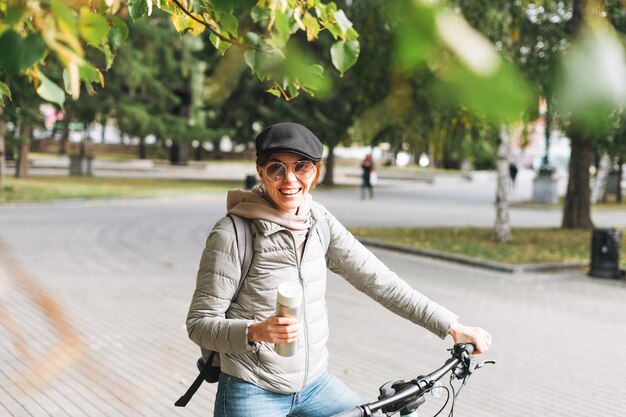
[280,189,300,195]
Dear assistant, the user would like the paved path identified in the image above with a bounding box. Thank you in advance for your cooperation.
[1,180,625,416]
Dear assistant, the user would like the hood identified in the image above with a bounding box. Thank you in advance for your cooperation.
[226,185,312,233]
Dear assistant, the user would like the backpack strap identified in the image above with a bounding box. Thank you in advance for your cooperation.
[310,202,330,253]
[230,214,254,285]
[175,215,253,408]
[174,351,218,407]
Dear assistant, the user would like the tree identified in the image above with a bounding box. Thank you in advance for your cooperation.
[2,76,43,178]
[557,0,626,228]
[460,0,626,230]
[0,0,361,186]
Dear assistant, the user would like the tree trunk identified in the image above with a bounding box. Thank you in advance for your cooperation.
[138,136,147,159]
[59,117,69,155]
[15,139,30,178]
[322,141,336,186]
[494,124,511,242]
[562,132,594,229]
[15,121,32,178]
[0,105,5,191]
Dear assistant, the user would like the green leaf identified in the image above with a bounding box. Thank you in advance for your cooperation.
[251,5,270,23]
[332,10,352,36]
[0,81,12,102]
[79,62,102,84]
[554,23,626,135]
[210,33,231,55]
[51,0,78,36]
[244,42,284,81]
[273,11,291,48]
[109,17,129,48]
[0,30,46,75]
[266,88,281,97]
[244,49,265,80]
[100,44,115,69]
[218,13,239,38]
[36,69,66,108]
[6,1,26,25]
[243,32,263,48]
[128,0,148,21]
[432,60,535,123]
[79,13,109,46]
[324,22,342,40]
[391,0,438,70]
[330,39,359,76]
[299,64,331,97]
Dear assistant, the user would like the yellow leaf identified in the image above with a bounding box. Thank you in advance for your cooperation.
[172,14,186,32]
[188,14,205,36]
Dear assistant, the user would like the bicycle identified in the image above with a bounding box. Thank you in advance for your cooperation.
[332,343,495,417]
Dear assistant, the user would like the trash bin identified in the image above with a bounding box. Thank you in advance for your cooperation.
[589,228,622,279]
[244,175,258,190]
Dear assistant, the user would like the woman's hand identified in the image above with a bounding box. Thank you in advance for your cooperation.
[248,316,302,344]
[447,322,492,354]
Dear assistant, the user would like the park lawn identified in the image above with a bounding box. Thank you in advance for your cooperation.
[0,176,242,202]
[349,226,626,267]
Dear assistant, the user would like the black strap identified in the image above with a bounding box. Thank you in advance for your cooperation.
[175,352,217,407]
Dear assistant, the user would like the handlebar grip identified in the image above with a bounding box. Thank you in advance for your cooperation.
[332,407,364,417]
[465,343,476,354]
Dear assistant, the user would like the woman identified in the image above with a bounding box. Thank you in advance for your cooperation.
[186,122,491,417]
[361,154,375,199]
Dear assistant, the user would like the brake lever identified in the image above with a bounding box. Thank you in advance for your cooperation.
[453,357,496,380]
[475,360,496,370]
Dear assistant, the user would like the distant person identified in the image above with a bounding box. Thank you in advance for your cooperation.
[185,122,491,416]
[361,154,375,199]
[509,162,518,186]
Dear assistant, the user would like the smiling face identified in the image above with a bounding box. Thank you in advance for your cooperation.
[257,152,319,214]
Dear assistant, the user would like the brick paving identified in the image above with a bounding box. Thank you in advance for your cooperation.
[1,189,625,416]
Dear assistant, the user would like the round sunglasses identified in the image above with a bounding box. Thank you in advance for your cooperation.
[262,160,317,182]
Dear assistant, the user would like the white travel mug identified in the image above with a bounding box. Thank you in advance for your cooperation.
[275,281,302,357]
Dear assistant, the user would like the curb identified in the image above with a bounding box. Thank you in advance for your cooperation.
[357,238,588,274]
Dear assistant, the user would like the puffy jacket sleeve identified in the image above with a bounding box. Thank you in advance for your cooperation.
[321,207,458,339]
[186,216,256,354]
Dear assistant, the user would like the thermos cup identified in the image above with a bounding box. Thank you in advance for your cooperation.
[275,281,302,357]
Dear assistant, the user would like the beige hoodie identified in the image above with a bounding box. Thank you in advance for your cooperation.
[226,185,312,259]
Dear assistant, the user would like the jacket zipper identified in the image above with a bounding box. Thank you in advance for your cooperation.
[287,217,317,391]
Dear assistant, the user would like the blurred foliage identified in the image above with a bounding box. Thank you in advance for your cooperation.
[0,0,359,103]
[1,0,625,181]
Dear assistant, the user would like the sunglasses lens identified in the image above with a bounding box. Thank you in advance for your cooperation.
[294,161,315,180]
[265,162,286,181]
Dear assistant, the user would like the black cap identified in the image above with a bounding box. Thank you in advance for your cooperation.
[255,122,323,162]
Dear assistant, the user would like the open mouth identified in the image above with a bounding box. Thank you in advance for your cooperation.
[279,188,302,196]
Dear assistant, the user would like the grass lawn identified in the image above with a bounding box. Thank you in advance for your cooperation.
[0,176,242,202]
[349,226,626,267]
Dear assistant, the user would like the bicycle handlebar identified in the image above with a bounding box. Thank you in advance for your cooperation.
[333,408,364,417]
[332,343,478,417]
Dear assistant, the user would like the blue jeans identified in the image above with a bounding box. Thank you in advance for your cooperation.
[214,372,363,417]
